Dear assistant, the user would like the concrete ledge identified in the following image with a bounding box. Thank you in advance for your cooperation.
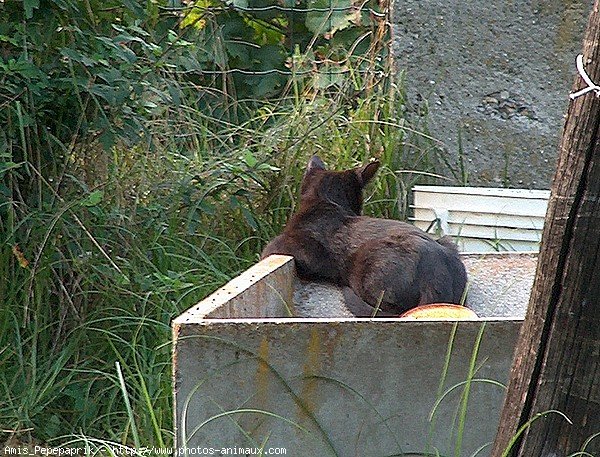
[173,254,295,320]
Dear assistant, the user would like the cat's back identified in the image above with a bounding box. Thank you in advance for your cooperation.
[344,216,467,310]
[344,215,433,245]
[342,215,463,271]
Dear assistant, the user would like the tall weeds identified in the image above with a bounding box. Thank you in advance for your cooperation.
[0,1,453,448]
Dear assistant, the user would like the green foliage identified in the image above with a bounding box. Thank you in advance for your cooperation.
[0,69,449,445]
[178,0,383,100]
[0,0,199,159]
[0,0,386,203]
[0,0,451,450]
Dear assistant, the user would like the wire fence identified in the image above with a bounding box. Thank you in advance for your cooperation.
[160,0,393,92]
[162,2,387,15]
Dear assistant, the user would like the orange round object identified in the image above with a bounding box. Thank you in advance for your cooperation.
[399,303,478,319]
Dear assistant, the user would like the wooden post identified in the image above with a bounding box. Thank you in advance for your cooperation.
[491,3,600,456]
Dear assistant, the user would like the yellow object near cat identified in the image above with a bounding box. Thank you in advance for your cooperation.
[400,304,478,319]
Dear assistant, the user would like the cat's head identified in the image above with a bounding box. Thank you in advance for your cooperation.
[299,155,380,215]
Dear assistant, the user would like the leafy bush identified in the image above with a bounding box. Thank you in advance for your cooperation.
[1,1,189,165]
[0,0,385,167]
[178,0,385,99]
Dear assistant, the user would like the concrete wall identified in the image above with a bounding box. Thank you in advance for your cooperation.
[393,1,592,188]
[174,319,520,457]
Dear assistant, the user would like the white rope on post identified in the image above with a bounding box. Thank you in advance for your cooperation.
[570,54,600,100]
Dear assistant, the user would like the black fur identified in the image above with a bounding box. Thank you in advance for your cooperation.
[261,155,468,316]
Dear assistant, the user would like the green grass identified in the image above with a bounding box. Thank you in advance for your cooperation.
[0,62,457,449]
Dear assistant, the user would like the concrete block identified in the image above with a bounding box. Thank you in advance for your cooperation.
[173,253,535,456]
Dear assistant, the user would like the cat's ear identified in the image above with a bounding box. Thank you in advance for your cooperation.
[301,155,326,195]
[355,160,380,186]
[306,155,326,174]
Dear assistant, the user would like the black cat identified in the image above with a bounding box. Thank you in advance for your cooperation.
[262,155,468,316]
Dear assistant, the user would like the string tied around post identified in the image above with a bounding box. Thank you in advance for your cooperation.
[570,54,600,100]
